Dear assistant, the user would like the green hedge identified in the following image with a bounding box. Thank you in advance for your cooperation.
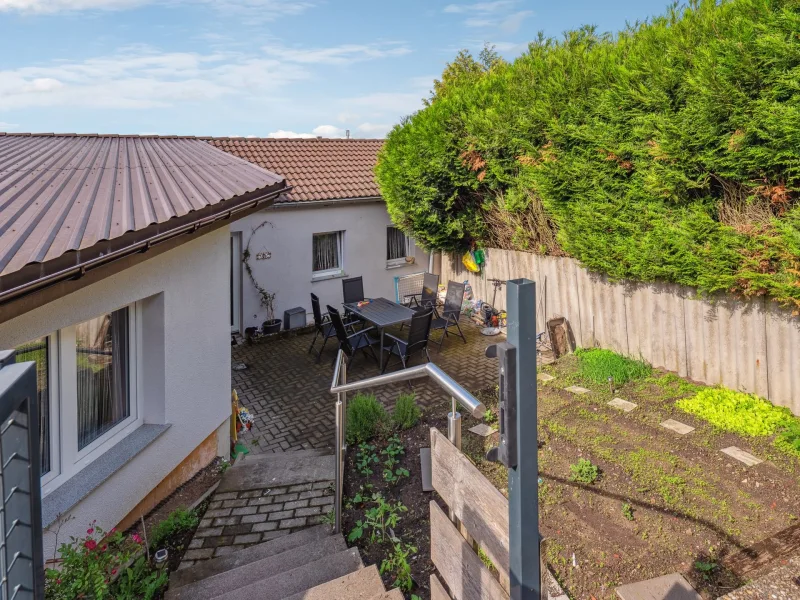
[376,0,800,311]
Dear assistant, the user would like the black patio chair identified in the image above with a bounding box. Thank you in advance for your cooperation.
[327,305,379,368]
[430,280,467,351]
[381,309,434,374]
[342,276,365,305]
[307,293,359,361]
[409,272,439,313]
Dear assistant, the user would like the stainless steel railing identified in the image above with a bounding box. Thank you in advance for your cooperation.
[329,349,485,533]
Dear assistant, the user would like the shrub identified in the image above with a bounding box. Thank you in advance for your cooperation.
[678,387,800,458]
[575,348,651,385]
[150,507,199,549]
[677,388,792,437]
[347,393,389,444]
[569,458,600,484]
[376,0,800,311]
[45,522,147,600]
[393,393,421,430]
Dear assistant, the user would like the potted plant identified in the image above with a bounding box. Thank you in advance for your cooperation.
[260,290,281,334]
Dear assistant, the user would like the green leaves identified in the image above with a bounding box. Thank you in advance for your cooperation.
[376,0,800,311]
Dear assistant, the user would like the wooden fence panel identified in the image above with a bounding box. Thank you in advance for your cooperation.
[430,428,509,589]
[430,501,509,600]
[430,574,452,600]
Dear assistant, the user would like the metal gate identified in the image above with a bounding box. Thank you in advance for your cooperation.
[0,350,45,600]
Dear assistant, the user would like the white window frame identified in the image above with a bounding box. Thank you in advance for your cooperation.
[386,227,415,269]
[311,231,345,281]
[230,232,243,333]
[40,303,141,498]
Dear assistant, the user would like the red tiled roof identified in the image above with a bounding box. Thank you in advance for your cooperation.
[0,133,285,281]
[205,138,384,203]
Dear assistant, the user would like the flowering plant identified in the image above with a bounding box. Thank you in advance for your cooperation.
[45,521,145,600]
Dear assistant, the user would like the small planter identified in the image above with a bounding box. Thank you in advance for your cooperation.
[262,319,281,335]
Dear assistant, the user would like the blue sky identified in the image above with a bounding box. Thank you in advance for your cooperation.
[0,0,671,137]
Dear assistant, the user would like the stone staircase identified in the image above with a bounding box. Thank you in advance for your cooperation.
[166,524,400,600]
[167,449,401,599]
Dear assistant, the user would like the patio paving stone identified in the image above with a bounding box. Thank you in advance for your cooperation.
[721,446,763,467]
[608,398,637,412]
[564,386,590,394]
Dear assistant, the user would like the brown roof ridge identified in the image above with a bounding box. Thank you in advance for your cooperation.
[0,132,385,142]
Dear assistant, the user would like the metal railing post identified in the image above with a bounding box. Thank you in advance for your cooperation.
[447,396,462,523]
[333,352,347,535]
[506,279,541,599]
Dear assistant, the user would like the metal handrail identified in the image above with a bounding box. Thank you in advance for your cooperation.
[329,349,485,533]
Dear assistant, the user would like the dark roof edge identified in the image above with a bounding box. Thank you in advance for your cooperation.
[271,195,383,208]
[0,182,290,307]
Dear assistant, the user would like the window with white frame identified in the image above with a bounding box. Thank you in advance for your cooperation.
[312,231,344,278]
[386,227,414,268]
[14,305,139,492]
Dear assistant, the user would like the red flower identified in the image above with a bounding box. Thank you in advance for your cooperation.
[101,545,107,551]
[131,533,143,544]
[87,528,94,535]
[84,540,97,551]
[111,569,117,576]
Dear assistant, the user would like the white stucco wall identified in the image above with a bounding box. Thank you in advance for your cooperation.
[0,227,232,557]
[232,201,430,330]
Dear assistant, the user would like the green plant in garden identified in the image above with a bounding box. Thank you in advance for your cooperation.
[622,503,634,521]
[380,542,417,591]
[570,458,600,484]
[347,393,389,444]
[113,556,168,600]
[393,393,421,430]
[483,407,498,425]
[45,522,148,600]
[376,0,800,312]
[348,494,407,544]
[678,387,800,457]
[356,443,379,476]
[575,348,651,385]
[477,546,495,570]
[381,435,408,484]
[150,507,199,549]
[320,509,336,527]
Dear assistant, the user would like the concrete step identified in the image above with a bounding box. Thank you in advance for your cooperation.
[210,547,363,600]
[282,565,385,600]
[217,453,335,493]
[370,590,405,600]
[169,524,333,590]
[167,532,347,600]
[233,448,332,467]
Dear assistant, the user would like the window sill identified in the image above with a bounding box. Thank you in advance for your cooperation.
[386,259,414,270]
[41,423,171,527]
[311,270,347,282]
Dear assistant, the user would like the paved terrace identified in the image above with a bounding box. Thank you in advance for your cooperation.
[232,318,499,454]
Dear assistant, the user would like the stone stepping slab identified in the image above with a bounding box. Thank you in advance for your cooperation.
[721,446,763,467]
[564,386,590,394]
[538,373,555,382]
[660,419,695,435]
[608,398,637,412]
[616,572,701,600]
[468,423,497,437]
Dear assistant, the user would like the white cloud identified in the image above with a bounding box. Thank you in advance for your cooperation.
[443,0,532,33]
[0,45,309,110]
[443,1,517,14]
[261,42,411,66]
[346,91,426,116]
[355,122,392,137]
[266,125,348,138]
[0,0,313,17]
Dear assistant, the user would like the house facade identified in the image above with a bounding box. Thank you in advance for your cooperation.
[0,133,285,557]
[206,138,429,331]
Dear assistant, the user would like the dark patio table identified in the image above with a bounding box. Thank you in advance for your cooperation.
[343,297,415,367]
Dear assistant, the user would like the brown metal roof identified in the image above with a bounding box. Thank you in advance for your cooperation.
[0,134,285,280]
[204,137,384,203]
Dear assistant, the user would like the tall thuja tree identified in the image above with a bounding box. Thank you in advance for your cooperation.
[378,0,800,310]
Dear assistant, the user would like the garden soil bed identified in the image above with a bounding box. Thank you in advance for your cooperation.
[343,355,800,600]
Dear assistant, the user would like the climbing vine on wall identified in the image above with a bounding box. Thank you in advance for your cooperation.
[242,220,277,322]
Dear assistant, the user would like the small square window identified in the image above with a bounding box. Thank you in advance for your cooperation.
[386,227,414,268]
[313,231,344,278]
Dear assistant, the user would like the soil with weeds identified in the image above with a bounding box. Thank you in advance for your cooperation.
[346,353,800,600]
[343,408,451,600]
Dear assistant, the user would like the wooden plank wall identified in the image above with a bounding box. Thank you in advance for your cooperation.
[429,428,510,600]
[441,250,800,415]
